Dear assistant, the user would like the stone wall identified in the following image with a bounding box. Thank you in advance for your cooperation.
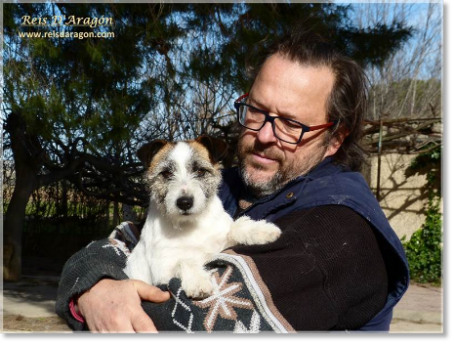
[367,153,436,241]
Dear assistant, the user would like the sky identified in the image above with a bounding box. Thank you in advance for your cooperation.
[342,0,442,80]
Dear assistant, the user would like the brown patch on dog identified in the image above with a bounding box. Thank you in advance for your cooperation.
[194,135,229,164]
[188,141,214,166]
[148,142,175,173]
[189,136,229,167]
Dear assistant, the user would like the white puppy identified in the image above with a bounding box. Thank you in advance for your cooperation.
[124,135,281,298]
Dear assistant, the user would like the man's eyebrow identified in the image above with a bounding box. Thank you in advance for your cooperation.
[248,95,266,109]
[248,95,297,120]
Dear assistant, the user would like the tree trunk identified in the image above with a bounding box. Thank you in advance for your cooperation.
[3,168,37,281]
[3,111,41,281]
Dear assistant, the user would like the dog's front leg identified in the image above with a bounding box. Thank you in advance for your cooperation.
[227,216,281,246]
[123,241,153,284]
[175,258,214,299]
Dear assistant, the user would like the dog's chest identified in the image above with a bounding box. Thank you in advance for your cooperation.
[138,213,231,285]
[145,214,231,254]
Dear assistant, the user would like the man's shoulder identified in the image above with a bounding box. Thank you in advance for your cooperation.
[296,166,372,202]
[280,165,383,228]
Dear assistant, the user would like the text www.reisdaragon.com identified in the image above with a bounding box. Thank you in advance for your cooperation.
[18,30,115,39]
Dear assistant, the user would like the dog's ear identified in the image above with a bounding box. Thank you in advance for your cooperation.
[137,140,168,167]
[196,135,229,163]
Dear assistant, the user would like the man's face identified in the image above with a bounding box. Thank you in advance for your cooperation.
[238,54,339,198]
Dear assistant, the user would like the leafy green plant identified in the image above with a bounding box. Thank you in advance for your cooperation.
[402,197,442,284]
[402,144,442,285]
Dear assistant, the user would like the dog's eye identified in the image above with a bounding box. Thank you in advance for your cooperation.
[160,170,172,179]
[196,168,209,177]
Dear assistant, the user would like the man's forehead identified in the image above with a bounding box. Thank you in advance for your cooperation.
[254,54,335,92]
[249,56,334,122]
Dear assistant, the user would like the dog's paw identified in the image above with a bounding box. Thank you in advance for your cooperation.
[250,222,281,245]
[231,217,281,245]
[182,273,214,299]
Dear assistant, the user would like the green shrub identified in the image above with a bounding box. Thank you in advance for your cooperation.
[402,197,442,285]
[402,144,442,285]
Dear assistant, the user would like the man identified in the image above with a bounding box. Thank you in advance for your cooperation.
[56,29,409,332]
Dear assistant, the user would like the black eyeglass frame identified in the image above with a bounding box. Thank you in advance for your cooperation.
[234,93,337,145]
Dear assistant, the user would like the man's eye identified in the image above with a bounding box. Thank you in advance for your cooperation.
[286,122,301,130]
[160,170,172,179]
[280,119,302,131]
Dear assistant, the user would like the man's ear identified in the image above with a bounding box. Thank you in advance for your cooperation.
[137,140,168,167]
[325,127,350,158]
[195,135,229,163]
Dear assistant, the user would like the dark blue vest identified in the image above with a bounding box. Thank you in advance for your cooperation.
[219,157,409,331]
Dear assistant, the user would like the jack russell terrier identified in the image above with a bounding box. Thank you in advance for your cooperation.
[124,135,281,298]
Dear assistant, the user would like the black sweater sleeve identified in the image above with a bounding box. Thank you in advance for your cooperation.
[230,205,389,331]
[56,222,142,330]
[55,238,131,330]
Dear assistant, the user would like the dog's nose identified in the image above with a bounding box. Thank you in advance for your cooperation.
[176,196,194,211]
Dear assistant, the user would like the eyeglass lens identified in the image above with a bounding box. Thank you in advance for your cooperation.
[238,104,303,144]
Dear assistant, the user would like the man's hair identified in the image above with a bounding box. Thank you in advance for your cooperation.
[247,28,368,172]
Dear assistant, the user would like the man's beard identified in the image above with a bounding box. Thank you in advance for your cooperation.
[240,160,288,199]
[238,134,329,199]
[238,140,297,199]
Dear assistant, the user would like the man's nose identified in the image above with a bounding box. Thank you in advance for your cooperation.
[256,121,277,144]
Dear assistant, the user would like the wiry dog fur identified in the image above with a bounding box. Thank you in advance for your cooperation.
[124,135,281,298]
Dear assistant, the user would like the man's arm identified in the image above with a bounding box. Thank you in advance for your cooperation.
[230,205,389,330]
[55,223,170,332]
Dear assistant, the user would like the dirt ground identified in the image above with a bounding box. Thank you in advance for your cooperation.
[2,315,72,333]
[3,316,442,334]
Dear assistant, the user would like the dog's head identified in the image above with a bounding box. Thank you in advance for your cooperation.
[137,135,228,223]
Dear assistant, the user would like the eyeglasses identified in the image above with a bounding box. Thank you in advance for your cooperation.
[234,93,336,144]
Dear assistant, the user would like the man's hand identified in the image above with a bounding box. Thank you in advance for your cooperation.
[77,279,170,333]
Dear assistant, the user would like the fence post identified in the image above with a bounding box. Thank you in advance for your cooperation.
[376,118,383,201]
